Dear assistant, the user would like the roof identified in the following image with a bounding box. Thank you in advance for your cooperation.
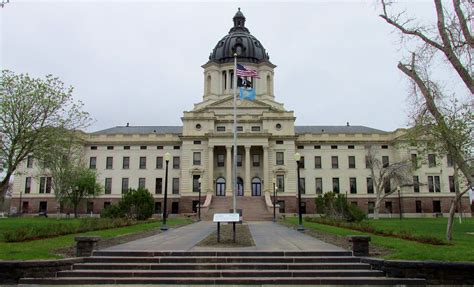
[295,125,387,134]
[92,126,182,135]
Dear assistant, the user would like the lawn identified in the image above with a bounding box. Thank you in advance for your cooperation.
[284,217,474,262]
[0,217,191,260]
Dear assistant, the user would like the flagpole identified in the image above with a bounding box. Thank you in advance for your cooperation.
[232,53,237,214]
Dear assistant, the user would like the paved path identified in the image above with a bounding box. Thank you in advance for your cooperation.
[103,221,343,251]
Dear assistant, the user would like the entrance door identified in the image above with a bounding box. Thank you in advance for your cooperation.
[251,177,261,196]
[236,177,244,196]
[216,177,226,196]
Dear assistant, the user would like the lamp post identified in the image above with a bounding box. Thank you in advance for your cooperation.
[294,152,304,232]
[198,177,202,221]
[272,178,276,222]
[161,152,171,231]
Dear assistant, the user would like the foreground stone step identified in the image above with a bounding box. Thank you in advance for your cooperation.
[19,276,426,285]
[74,262,372,271]
[84,256,361,264]
[92,250,353,257]
[57,269,384,278]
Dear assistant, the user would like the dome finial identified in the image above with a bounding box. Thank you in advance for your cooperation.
[233,7,246,28]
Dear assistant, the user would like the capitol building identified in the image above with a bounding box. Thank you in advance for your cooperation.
[10,9,471,218]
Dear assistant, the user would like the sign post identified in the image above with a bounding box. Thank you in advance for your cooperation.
[213,213,240,243]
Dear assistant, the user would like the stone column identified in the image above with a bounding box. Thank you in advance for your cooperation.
[208,146,214,193]
[263,146,269,193]
[244,145,251,195]
[226,145,232,194]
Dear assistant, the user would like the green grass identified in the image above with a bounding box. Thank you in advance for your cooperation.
[284,217,474,262]
[0,217,191,260]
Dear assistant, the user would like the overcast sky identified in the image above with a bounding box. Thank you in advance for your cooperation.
[1,0,440,132]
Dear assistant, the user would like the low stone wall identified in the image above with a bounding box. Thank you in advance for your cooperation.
[361,257,474,285]
[0,258,83,284]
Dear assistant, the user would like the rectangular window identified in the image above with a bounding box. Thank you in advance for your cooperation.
[138,178,146,189]
[368,201,375,214]
[332,177,340,193]
[89,157,97,169]
[155,178,162,194]
[276,140,284,145]
[411,154,418,169]
[331,145,338,149]
[314,156,322,169]
[106,157,113,169]
[107,146,114,150]
[157,146,163,150]
[428,176,434,192]
[381,145,388,149]
[331,156,338,169]
[237,154,242,167]
[174,146,180,150]
[449,176,455,193]
[299,178,305,194]
[24,177,31,194]
[193,175,200,193]
[216,126,226,132]
[350,177,357,194]
[365,155,370,168]
[139,157,146,169]
[140,146,147,150]
[300,202,307,214]
[367,178,374,194]
[277,200,285,213]
[385,201,393,213]
[173,156,180,169]
[348,156,356,168]
[39,177,46,193]
[45,177,52,194]
[252,154,260,167]
[27,156,33,168]
[348,145,355,149]
[276,152,284,165]
[172,178,179,194]
[428,154,436,167]
[382,156,389,168]
[193,140,201,145]
[156,156,163,169]
[105,178,112,194]
[123,156,130,169]
[384,179,391,193]
[39,201,47,213]
[104,202,111,209]
[433,200,441,213]
[172,202,179,214]
[236,126,243,132]
[315,178,323,194]
[297,145,304,150]
[314,145,321,149]
[124,146,130,150]
[90,146,97,150]
[299,156,305,169]
[447,155,453,167]
[121,178,129,194]
[413,176,420,193]
[193,152,201,165]
[251,126,260,132]
[217,154,225,167]
[434,176,441,192]
[276,175,284,192]
[155,202,162,214]
[416,200,422,213]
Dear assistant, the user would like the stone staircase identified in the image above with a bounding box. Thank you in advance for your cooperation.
[19,251,426,285]
[205,196,273,221]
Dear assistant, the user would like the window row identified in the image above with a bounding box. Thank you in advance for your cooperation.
[411,153,454,169]
[216,126,261,132]
[89,156,183,170]
[287,154,390,169]
[105,177,181,195]
[90,145,181,150]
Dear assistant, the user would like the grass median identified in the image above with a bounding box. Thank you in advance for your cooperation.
[284,216,474,262]
[0,217,192,260]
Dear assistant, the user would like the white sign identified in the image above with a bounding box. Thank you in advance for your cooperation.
[213,213,240,222]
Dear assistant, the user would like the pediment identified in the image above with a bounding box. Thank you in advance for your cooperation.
[195,96,280,112]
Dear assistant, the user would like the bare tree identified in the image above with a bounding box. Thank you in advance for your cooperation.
[366,146,412,219]
[379,0,473,240]
[0,70,90,205]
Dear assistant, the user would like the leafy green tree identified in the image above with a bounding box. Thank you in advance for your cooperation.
[0,70,90,205]
[68,167,102,218]
[119,188,154,220]
[379,0,473,240]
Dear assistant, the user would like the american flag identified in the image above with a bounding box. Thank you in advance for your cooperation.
[236,64,260,78]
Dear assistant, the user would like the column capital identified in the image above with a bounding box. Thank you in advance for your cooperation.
[208,145,214,150]
[226,145,233,150]
[244,145,251,150]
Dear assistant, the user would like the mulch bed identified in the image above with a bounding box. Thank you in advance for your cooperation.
[196,223,255,248]
[279,221,393,257]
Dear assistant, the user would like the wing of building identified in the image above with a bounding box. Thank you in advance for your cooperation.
[10,9,471,218]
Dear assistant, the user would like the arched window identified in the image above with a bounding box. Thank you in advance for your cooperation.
[206,75,211,94]
[266,74,271,95]
[251,177,261,196]
[216,177,226,196]
[236,177,244,196]
[222,71,227,90]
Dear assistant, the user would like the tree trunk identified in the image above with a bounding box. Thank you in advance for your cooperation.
[0,172,13,208]
[446,197,456,241]
[373,199,381,220]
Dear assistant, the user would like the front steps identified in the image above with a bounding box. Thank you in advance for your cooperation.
[19,250,426,285]
[206,196,273,221]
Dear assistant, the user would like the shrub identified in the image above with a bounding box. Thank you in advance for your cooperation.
[101,204,123,219]
[346,204,367,222]
[119,188,154,220]
[315,192,366,222]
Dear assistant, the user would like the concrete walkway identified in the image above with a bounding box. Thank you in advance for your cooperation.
[103,221,342,251]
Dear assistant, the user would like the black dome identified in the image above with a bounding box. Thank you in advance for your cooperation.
[208,8,271,64]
